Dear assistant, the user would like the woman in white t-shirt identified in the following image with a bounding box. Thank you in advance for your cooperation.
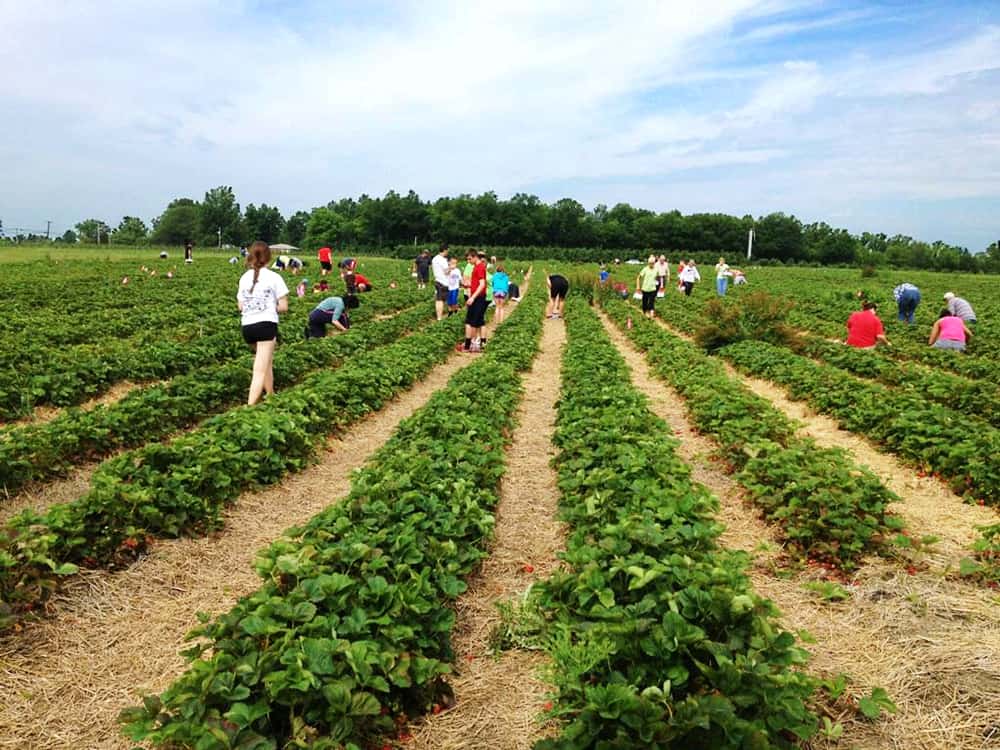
[237,241,289,405]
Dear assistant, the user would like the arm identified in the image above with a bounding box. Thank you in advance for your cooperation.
[276,295,289,314]
[467,278,486,303]
[928,321,940,345]
[330,318,348,333]
[877,333,891,346]
[964,323,973,339]
[636,273,642,291]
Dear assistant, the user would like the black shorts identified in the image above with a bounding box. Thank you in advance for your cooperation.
[434,282,449,302]
[418,269,429,282]
[641,290,657,312]
[549,275,569,299]
[242,321,278,344]
[320,261,332,271]
[465,296,488,327]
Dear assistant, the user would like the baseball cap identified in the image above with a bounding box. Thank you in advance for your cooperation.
[943,292,955,300]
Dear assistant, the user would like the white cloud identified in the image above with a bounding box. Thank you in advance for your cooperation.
[0,1,997,249]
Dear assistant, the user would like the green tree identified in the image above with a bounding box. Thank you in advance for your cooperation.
[304,207,355,249]
[57,229,77,243]
[199,185,242,246]
[75,218,111,244]
[283,210,310,246]
[243,203,285,244]
[754,213,804,261]
[151,198,201,245]
[111,216,150,245]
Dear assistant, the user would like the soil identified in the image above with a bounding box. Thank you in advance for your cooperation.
[409,315,567,750]
[620,313,1000,750]
[0,335,496,750]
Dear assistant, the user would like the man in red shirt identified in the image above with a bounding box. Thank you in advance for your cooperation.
[846,302,891,349]
[463,251,489,352]
[317,246,333,275]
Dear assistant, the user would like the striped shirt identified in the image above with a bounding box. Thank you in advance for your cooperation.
[946,296,976,321]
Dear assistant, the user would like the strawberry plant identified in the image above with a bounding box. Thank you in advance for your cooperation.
[528,297,818,749]
[604,296,898,569]
[0,312,462,627]
[119,284,545,749]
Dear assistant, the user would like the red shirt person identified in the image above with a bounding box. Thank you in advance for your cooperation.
[846,302,891,348]
[317,246,333,275]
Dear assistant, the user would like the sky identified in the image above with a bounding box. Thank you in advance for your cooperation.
[1,0,998,250]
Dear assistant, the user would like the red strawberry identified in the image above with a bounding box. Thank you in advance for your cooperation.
[522,564,534,574]
[543,701,554,711]
[432,704,442,715]
[906,566,917,575]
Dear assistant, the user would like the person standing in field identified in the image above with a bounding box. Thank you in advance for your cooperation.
[317,246,333,275]
[654,254,669,296]
[546,272,569,319]
[462,251,476,303]
[929,308,973,351]
[676,259,685,293]
[846,301,891,349]
[943,292,977,327]
[413,249,431,289]
[446,256,462,315]
[184,239,194,264]
[431,244,450,320]
[492,262,510,324]
[893,282,921,324]
[714,257,731,296]
[237,242,289,405]
[463,252,489,352]
[679,259,701,297]
[636,255,660,319]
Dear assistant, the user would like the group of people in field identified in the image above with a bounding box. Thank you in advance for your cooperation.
[845,283,978,351]
[623,254,747,319]
[236,243,364,405]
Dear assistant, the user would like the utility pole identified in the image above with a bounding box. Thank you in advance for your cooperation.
[46,220,51,240]
[746,227,754,260]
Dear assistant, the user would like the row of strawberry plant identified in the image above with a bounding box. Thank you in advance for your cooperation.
[800,337,1000,429]
[120,284,546,750]
[0,264,425,419]
[0,302,433,495]
[719,340,1000,504]
[0,312,465,629]
[527,296,817,748]
[603,297,900,569]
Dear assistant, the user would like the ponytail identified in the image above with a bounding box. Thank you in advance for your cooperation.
[246,241,270,293]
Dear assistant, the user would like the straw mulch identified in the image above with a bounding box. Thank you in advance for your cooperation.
[617,315,1000,749]
[1,379,142,430]
[735,369,998,569]
[0,344,492,750]
[409,316,566,750]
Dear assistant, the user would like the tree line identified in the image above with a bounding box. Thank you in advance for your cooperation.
[17,186,1000,271]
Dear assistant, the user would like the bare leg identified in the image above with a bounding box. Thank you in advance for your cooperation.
[248,339,277,405]
[436,299,445,320]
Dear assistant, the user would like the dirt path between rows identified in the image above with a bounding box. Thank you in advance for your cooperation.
[615,313,1000,749]
[409,316,566,750]
[654,317,997,570]
[0,325,497,750]
[0,379,143,430]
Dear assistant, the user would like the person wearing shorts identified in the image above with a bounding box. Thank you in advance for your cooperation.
[237,242,289,405]
[446,256,461,315]
[546,273,569,319]
[317,246,333,275]
[431,244,450,320]
[414,250,431,289]
[491,263,510,324]
[463,253,488,352]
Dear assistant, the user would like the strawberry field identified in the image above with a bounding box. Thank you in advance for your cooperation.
[1,250,999,749]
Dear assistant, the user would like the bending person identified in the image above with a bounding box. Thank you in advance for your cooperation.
[546,273,569,319]
[305,294,359,339]
[929,308,973,351]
